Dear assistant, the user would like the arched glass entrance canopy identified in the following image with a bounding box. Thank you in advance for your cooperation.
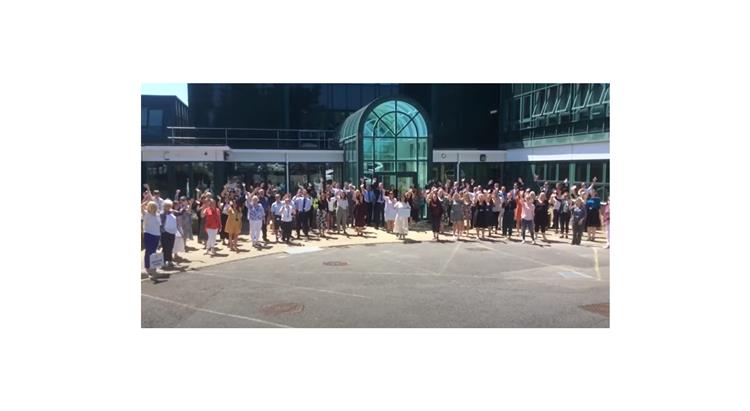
[336,97,431,196]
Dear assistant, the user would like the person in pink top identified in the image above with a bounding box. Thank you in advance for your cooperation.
[520,192,536,245]
[602,196,610,249]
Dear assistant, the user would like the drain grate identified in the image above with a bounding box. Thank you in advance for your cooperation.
[323,261,348,266]
[580,303,609,318]
[466,247,490,252]
[260,303,304,316]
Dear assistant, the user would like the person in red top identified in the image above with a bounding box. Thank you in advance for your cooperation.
[202,198,222,255]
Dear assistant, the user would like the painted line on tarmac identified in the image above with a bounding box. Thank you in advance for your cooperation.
[141,293,292,328]
[593,248,602,281]
[185,271,372,300]
[438,242,461,275]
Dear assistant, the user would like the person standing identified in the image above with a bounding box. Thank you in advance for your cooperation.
[551,193,561,234]
[534,192,550,242]
[335,190,349,235]
[293,189,312,240]
[374,182,386,229]
[450,193,465,240]
[224,200,242,251]
[219,187,231,246]
[363,183,373,226]
[502,193,516,239]
[270,193,283,243]
[571,197,587,245]
[246,195,264,247]
[394,194,411,240]
[142,201,161,278]
[491,188,503,235]
[202,198,222,255]
[520,192,536,245]
[474,194,492,240]
[159,200,179,267]
[586,190,602,242]
[559,192,571,239]
[384,190,397,233]
[427,192,443,241]
[279,195,294,243]
[353,190,367,236]
[602,196,610,249]
[317,191,329,239]
[257,188,271,243]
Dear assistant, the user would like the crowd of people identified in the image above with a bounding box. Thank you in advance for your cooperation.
[140,176,610,279]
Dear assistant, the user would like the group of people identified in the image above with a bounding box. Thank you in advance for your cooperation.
[141,176,610,278]
[422,177,609,246]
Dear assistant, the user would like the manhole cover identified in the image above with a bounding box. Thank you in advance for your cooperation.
[260,303,304,316]
[580,303,609,318]
[466,247,490,252]
[323,261,348,266]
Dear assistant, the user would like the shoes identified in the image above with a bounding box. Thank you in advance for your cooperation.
[521,239,526,244]
[532,240,537,245]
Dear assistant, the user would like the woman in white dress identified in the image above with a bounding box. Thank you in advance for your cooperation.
[394,194,411,240]
[384,190,397,233]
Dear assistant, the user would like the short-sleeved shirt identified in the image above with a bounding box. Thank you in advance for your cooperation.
[271,201,283,216]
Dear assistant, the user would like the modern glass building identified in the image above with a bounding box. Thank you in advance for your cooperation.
[337,97,431,195]
[142,83,609,200]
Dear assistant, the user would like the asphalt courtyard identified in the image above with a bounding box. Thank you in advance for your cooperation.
[141,231,610,328]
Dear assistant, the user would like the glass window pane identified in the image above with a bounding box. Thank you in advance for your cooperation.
[396,138,417,160]
[557,84,571,112]
[543,86,557,114]
[572,84,590,109]
[396,100,419,118]
[589,162,604,182]
[148,109,163,126]
[395,112,413,136]
[397,161,417,172]
[412,113,428,137]
[418,161,427,188]
[588,83,604,106]
[372,100,396,118]
[417,139,428,159]
[362,137,373,161]
[374,115,395,137]
[374,138,395,160]
[141,108,148,127]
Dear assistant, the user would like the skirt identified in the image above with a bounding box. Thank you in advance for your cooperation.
[395,216,409,235]
[586,209,601,228]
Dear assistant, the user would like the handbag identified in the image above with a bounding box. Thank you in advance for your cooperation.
[149,252,164,268]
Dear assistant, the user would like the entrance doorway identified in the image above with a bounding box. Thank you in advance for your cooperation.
[376,172,416,198]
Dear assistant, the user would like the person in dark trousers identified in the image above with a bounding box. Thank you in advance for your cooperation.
[373,182,385,229]
[559,192,571,239]
[571,197,587,245]
[257,188,271,242]
[363,183,373,226]
[279,195,294,243]
[293,188,312,240]
[427,191,443,241]
[502,194,516,239]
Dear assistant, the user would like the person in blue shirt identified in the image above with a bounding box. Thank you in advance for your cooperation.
[362,183,373,227]
[246,195,265,247]
[585,189,602,242]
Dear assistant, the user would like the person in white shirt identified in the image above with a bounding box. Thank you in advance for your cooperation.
[141,200,161,278]
[394,194,411,240]
[384,190,397,233]
[160,199,179,267]
[279,195,294,243]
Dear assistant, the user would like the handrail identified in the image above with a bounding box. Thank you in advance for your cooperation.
[149,126,341,150]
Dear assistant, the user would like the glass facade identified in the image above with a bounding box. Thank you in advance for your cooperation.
[142,162,342,198]
[338,98,431,194]
[502,83,610,147]
[432,159,609,199]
